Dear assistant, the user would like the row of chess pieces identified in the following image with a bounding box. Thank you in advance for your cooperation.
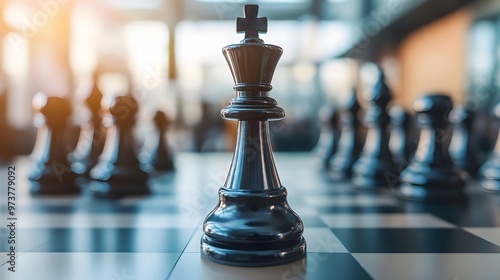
[320,71,500,201]
[26,82,174,199]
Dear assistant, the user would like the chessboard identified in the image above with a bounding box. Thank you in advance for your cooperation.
[1,153,499,280]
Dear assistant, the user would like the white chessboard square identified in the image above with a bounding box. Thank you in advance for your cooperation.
[184,228,204,253]
[320,213,454,228]
[464,227,500,246]
[0,252,180,280]
[353,253,500,280]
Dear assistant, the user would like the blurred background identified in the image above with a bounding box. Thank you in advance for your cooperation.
[0,0,499,156]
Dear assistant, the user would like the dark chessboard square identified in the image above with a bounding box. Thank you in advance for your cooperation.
[331,228,500,253]
[420,194,500,227]
[23,228,193,253]
[168,252,373,280]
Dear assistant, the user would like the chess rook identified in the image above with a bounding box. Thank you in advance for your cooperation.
[480,103,500,192]
[352,74,399,189]
[28,93,79,194]
[201,4,306,267]
[398,94,466,201]
[88,95,149,198]
[69,80,106,176]
[329,88,364,180]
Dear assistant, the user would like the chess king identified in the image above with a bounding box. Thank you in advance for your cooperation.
[201,4,306,266]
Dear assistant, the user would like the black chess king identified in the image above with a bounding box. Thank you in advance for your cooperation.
[201,4,306,266]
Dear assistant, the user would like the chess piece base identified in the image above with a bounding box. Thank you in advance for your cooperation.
[397,159,466,201]
[89,164,150,198]
[480,158,500,192]
[201,235,306,267]
[482,179,500,192]
[329,156,357,181]
[87,181,150,199]
[352,158,399,190]
[28,164,80,195]
[398,183,466,201]
[201,187,306,267]
[29,182,80,195]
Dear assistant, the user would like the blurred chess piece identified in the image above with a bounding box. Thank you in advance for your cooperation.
[139,110,175,173]
[389,105,416,165]
[480,102,500,192]
[352,73,399,189]
[88,95,149,198]
[329,88,364,180]
[320,106,341,169]
[449,104,482,178]
[69,79,106,176]
[28,93,79,194]
[398,94,466,201]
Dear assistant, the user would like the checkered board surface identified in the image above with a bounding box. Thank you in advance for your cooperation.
[1,153,500,280]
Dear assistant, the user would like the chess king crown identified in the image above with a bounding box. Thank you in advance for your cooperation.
[221,4,285,121]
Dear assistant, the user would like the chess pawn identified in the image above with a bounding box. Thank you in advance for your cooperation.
[480,103,500,192]
[398,94,466,201]
[201,4,306,266]
[28,93,79,194]
[449,105,482,178]
[139,110,175,172]
[69,82,106,175]
[88,95,149,198]
[389,106,416,164]
[329,88,364,180]
[352,75,399,189]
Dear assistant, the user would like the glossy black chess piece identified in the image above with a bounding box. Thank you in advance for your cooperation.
[28,93,79,194]
[139,110,175,172]
[352,74,399,190]
[321,107,341,169]
[398,94,466,201]
[389,105,416,164]
[201,4,306,267]
[69,81,106,176]
[449,104,482,178]
[329,88,364,180]
[88,95,149,198]
[480,103,500,192]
